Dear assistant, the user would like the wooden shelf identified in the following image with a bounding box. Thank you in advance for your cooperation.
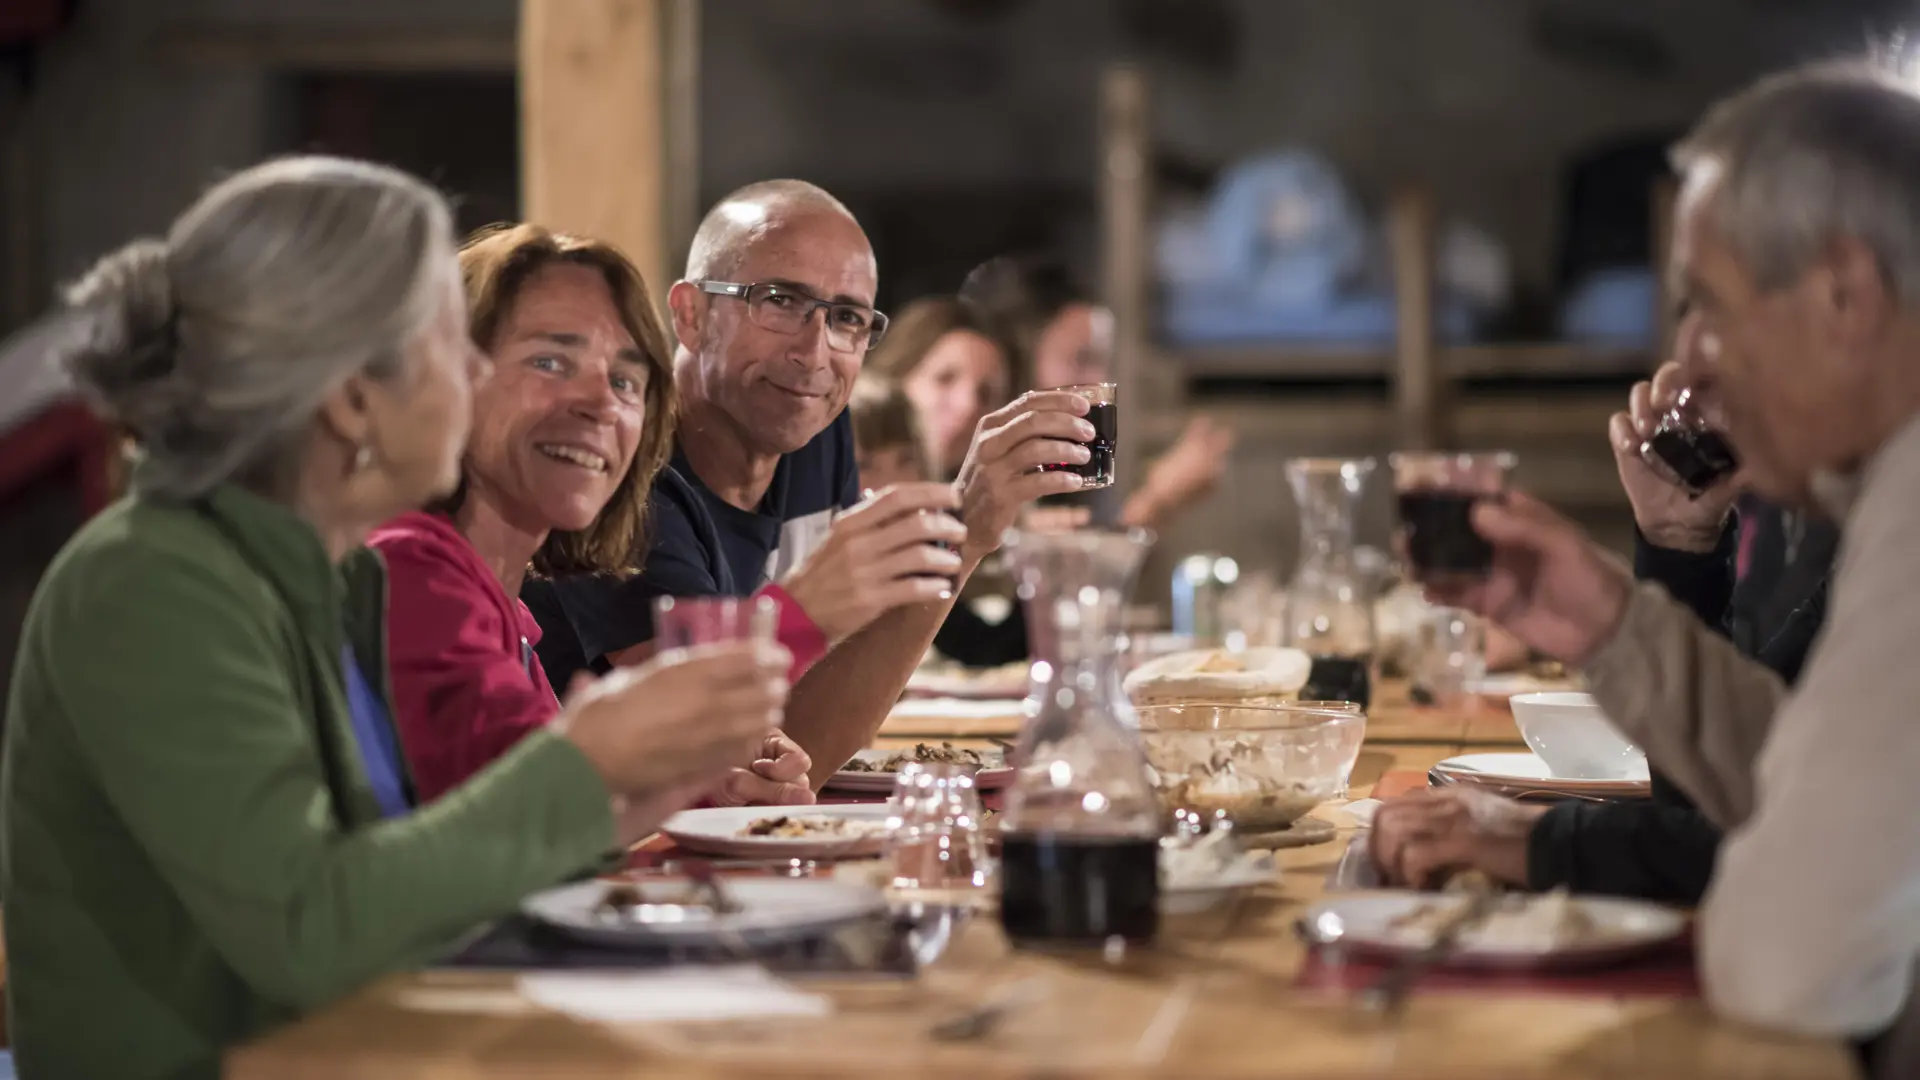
[1098,63,1674,453]
[1172,341,1652,382]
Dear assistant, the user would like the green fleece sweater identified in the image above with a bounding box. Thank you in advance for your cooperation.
[0,482,617,1080]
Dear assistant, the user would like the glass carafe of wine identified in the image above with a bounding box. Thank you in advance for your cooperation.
[998,526,1162,949]
[1283,458,1379,709]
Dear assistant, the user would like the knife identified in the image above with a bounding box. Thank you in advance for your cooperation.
[1360,889,1501,1016]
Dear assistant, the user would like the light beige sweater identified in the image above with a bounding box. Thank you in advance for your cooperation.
[1584,414,1920,1076]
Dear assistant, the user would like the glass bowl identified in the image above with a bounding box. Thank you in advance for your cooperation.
[1134,702,1368,832]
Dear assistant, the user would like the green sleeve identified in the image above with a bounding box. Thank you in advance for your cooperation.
[47,545,616,1010]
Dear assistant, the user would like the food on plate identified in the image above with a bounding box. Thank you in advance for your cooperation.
[599,882,645,913]
[594,881,708,917]
[1124,647,1312,707]
[738,815,891,840]
[1158,828,1270,890]
[1386,888,1604,951]
[840,742,991,773]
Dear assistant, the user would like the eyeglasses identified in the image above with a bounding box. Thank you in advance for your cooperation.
[697,280,890,353]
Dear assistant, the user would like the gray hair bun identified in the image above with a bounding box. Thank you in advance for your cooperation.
[62,239,182,440]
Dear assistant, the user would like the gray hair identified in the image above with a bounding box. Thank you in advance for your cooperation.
[60,155,456,498]
[1674,59,1920,306]
[683,179,858,282]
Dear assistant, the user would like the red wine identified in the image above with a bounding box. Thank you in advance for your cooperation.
[1301,653,1372,710]
[1043,401,1116,488]
[1398,489,1493,578]
[1645,426,1738,494]
[998,831,1158,946]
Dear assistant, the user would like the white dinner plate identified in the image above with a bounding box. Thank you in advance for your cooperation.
[905,665,1029,700]
[1299,890,1687,970]
[521,877,885,949]
[1432,752,1650,799]
[661,804,897,860]
[823,748,1013,794]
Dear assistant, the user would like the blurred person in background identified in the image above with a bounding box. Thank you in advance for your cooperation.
[864,297,1011,480]
[1391,62,1920,1078]
[372,223,812,808]
[529,181,1093,774]
[0,156,788,1080]
[961,253,1235,531]
[849,374,932,492]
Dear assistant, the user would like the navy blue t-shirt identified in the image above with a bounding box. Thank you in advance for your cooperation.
[525,409,860,689]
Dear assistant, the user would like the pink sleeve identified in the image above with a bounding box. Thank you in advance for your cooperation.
[376,532,562,803]
[756,582,827,682]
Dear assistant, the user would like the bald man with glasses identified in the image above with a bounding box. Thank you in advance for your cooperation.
[526,180,1094,781]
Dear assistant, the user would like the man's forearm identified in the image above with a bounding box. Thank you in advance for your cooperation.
[1582,582,1786,828]
[781,567,973,783]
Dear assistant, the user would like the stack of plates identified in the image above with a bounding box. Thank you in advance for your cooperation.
[1429,752,1651,800]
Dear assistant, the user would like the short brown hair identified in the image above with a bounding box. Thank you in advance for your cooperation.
[848,375,927,479]
[455,222,676,577]
[864,296,1018,390]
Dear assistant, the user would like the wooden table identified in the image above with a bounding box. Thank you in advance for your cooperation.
[225,741,1856,1080]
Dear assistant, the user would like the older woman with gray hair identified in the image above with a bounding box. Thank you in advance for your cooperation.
[0,156,790,1080]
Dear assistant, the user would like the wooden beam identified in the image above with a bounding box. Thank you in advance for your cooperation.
[1099,64,1153,505]
[519,0,669,292]
[151,26,516,72]
[1388,186,1442,450]
[660,0,703,274]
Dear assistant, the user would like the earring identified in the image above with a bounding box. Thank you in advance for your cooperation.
[352,445,372,473]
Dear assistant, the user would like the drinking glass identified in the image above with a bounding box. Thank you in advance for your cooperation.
[1411,606,1487,708]
[1389,452,1517,583]
[1640,388,1739,496]
[883,763,989,898]
[652,595,777,650]
[1042,382,1117,490]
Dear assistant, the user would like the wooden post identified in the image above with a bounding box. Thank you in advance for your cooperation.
[660,0,702,276]
[1099,65,1151,504]
[1389,186,1441,450]
[519,0,671,291]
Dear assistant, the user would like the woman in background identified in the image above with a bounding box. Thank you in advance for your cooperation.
[864,298,1010,481]
[0,157,788,1080]
[372,223,812,806]
[961,253,1234,531]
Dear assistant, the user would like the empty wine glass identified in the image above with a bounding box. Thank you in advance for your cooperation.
[652,594,777,649]
[884,763,988,899]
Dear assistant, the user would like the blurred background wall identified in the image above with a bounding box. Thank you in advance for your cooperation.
[0,0,1907,630]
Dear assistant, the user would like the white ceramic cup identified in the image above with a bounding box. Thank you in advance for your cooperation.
[1509,691,1647,780]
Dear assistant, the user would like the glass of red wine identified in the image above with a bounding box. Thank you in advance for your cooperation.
[1640,388,1739,497]
[1041,382,1117,490]
[1389,451,1517,583]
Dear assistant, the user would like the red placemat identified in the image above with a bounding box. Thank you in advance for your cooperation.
[1295,934,1700,998]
